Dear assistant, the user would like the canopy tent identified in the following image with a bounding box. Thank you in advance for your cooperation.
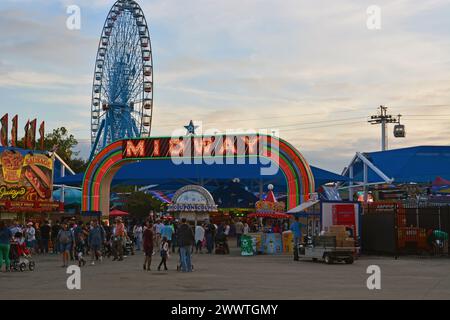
[52,188,82,205]
[211,180,258,208]
[432,176,450,194]
[109,209,129,217]
[343,146,450,184]
[55,159,348,193]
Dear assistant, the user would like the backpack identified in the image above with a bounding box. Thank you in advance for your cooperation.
[59,231,72,244]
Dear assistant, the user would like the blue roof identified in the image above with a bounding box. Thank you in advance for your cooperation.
[55,159,348,191]
[345,146,450,184]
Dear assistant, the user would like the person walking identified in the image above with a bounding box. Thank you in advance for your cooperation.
[57,223,74,268]
[88,220,105,265]
[290,217,302,261]
[113,217,126,261]
[0,221,12,272]
[51,221,61,254]
[177,218,195,272]
[133,223,143,251]
[223,222,230,254]
[204,221,216,254]
[235,219,244,248]
[25,222,36,254]
[161,221,173,250]
[40,221,51,255]
[195,224,205,254]
[143,221,154,271]
[158,236,169,271]
[154,220,164,252]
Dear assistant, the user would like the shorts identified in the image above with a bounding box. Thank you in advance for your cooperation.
[60,243,72,253]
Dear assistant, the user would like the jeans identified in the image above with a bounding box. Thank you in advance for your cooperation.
[206,234,214,253]
[135,236,142,251]
[179,245,192,272]
[113,238,124,259]
[294,236,300,261]
[0,244,10,270]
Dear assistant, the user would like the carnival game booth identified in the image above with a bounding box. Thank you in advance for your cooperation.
[167,185,218,225]
[242,185,292,256]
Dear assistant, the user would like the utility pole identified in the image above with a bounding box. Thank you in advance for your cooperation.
[368,106,400,151]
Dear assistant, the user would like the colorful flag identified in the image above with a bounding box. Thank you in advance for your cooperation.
[11,115,18,147]
[28,119,37,150]
[0,113,7,147]
[39,121,45,150]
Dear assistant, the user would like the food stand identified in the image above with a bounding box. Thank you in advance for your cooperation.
[0,148,63,223]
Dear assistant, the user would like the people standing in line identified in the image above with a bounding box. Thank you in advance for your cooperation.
[133,223,143,251]
[204,221,216,254]
[143,221,154,271]
[113,217,126,261]
[158,236,169,271]
[57,223,74,268]
[235,219,244,248]
[161,221,174,250]
[88,220,105,265]
[195,223,205,254]
[40,221,51,255]
[177,218,195,272]
[0,221,12,273]
[290,217,302,261]
[51,221,61,254]
[25,222,36,254]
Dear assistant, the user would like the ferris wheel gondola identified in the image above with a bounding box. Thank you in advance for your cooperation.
[90,0,153,158]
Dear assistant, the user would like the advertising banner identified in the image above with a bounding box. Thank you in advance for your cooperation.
[0,150,57,212]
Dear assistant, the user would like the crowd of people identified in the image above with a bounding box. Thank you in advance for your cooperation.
[0,216,303,273]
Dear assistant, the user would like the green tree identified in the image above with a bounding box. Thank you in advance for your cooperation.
[124,191,163,220]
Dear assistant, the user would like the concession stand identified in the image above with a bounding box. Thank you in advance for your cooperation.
[0,148,63,223]
[167,185,218,225]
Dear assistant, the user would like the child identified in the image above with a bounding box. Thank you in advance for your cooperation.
[158,236,169,271]
[76,234,87,267]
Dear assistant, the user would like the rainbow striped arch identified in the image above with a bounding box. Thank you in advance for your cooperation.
[81,134,315,216]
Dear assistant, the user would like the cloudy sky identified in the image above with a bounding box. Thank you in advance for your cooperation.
[1,0,450,172]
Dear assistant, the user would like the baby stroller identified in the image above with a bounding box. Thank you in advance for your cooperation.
[10,241,35,272]
[123,237,135,257]
[214,233,228,255]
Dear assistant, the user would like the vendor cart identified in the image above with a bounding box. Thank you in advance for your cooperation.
[298,236,355,264]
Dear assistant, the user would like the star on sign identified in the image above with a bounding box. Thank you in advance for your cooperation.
[184,120,199,135]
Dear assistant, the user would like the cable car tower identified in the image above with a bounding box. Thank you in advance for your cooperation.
[368,106,405,151]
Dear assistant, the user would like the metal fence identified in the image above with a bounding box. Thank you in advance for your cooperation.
[362,203,450,256]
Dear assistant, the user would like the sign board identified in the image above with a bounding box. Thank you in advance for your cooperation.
[322,202,360,237]
[0,149,60,212]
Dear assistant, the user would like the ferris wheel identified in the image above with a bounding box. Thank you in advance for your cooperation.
[90,0,153,158]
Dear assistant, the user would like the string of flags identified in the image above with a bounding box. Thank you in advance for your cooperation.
[0,113,45,150]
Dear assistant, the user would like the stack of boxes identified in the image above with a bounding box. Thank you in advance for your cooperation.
[325,225,355,248]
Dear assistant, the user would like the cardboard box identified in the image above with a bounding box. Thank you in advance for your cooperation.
[342,239,355,248]
[329,225,346,234]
